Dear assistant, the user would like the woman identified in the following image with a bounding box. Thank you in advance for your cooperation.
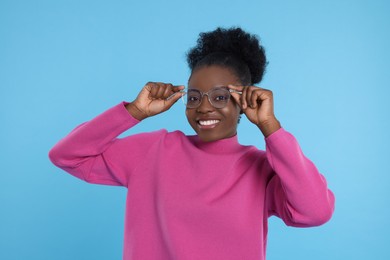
[49,27,335,260]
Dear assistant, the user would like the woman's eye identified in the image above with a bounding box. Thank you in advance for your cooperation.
[188,96,199,102]
[214,95,227,101]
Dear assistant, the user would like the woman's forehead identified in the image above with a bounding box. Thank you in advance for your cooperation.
[188,66,241,90]
[187,85,228,91]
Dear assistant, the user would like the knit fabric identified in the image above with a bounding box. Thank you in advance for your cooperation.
[49,102,335,260]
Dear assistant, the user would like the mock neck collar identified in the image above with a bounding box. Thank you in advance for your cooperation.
[188,134,242,154]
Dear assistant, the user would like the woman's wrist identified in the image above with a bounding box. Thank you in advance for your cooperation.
[125,102,148,121]
[257,117,281,137]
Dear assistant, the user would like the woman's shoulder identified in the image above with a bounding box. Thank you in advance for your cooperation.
[163,130,192,144]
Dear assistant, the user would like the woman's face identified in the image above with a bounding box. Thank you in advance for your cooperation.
[186,65,241,142]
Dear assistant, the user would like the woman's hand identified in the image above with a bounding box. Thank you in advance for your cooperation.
[229,85,281,137]
[126,82,185,121]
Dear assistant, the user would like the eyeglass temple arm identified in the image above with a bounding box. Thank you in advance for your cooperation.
[166,90,187,101]
[229,89,243,95]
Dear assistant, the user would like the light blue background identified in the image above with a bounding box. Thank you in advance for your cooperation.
[1,0,389,259]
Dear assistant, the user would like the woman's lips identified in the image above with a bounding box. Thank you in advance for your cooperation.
[197,119,221,129]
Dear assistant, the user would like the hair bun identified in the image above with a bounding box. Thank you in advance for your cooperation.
[187,27,267,84]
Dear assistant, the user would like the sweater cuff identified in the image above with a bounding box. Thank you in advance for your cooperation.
[119,101,141,125]
[264,127,289,143]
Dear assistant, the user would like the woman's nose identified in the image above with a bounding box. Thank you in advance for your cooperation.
[196,94,214,113]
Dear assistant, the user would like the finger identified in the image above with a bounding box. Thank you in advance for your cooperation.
[227,85,243,108]
[227,84,244,93]
[165,88,185,107]
[251,86,263,108]
[246,87,260,108]
[245,87,254,108]
[230,91,242,108]
[137,82,155,101]
[242,86,250,109]
[257,88,272,102]
[165,90,185,103]
[153,82,168,99]
[172,85,186,92]
[161,83,174,99]
[147,82,160,98]
[246,86,264,108]
[144,81,155,91]
[260,90,274,109]
[166,85,185,100]
[157,83,183,99]
[227,86,242,108]
[150,82,171,99]
[251,89,262,109]
[246,86,258,109]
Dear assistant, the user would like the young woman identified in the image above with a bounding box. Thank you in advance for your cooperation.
[49,27,335,260]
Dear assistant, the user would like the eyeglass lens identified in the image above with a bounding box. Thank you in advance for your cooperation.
[183,88,231,109]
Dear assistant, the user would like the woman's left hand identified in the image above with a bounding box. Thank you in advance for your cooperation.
[229,85,281,137]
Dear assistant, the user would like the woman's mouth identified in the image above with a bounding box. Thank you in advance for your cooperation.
[197,119,221,129]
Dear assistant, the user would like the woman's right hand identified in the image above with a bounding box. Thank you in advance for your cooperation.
[126,82,185,120]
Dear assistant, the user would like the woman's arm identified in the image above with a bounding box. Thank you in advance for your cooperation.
[49,82,184,186]
[229,85,335,226]
[265,128,335,227]
[49,102,154,186]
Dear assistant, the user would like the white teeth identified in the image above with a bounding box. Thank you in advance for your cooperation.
[198,120,220,126]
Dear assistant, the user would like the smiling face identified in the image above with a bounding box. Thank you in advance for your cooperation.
[186,65,242,142]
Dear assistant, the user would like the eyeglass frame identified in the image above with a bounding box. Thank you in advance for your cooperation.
[182,86,243,109]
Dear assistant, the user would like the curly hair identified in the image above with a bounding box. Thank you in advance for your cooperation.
[186,27,267,85]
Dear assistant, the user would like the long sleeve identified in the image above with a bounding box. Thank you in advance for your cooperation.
[48,102,164,187]
[265,128,335,227]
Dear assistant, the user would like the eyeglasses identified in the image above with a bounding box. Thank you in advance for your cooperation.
[182,86,242,109]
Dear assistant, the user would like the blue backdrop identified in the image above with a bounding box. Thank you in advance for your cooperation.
[1,0,389,259]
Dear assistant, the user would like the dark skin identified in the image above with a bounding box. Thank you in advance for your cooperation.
[185,66,242,142]
[126,65,281,140]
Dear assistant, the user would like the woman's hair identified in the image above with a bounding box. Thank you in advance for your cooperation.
[186,27,267,85]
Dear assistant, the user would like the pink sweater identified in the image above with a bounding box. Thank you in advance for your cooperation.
[49,102,335,260]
